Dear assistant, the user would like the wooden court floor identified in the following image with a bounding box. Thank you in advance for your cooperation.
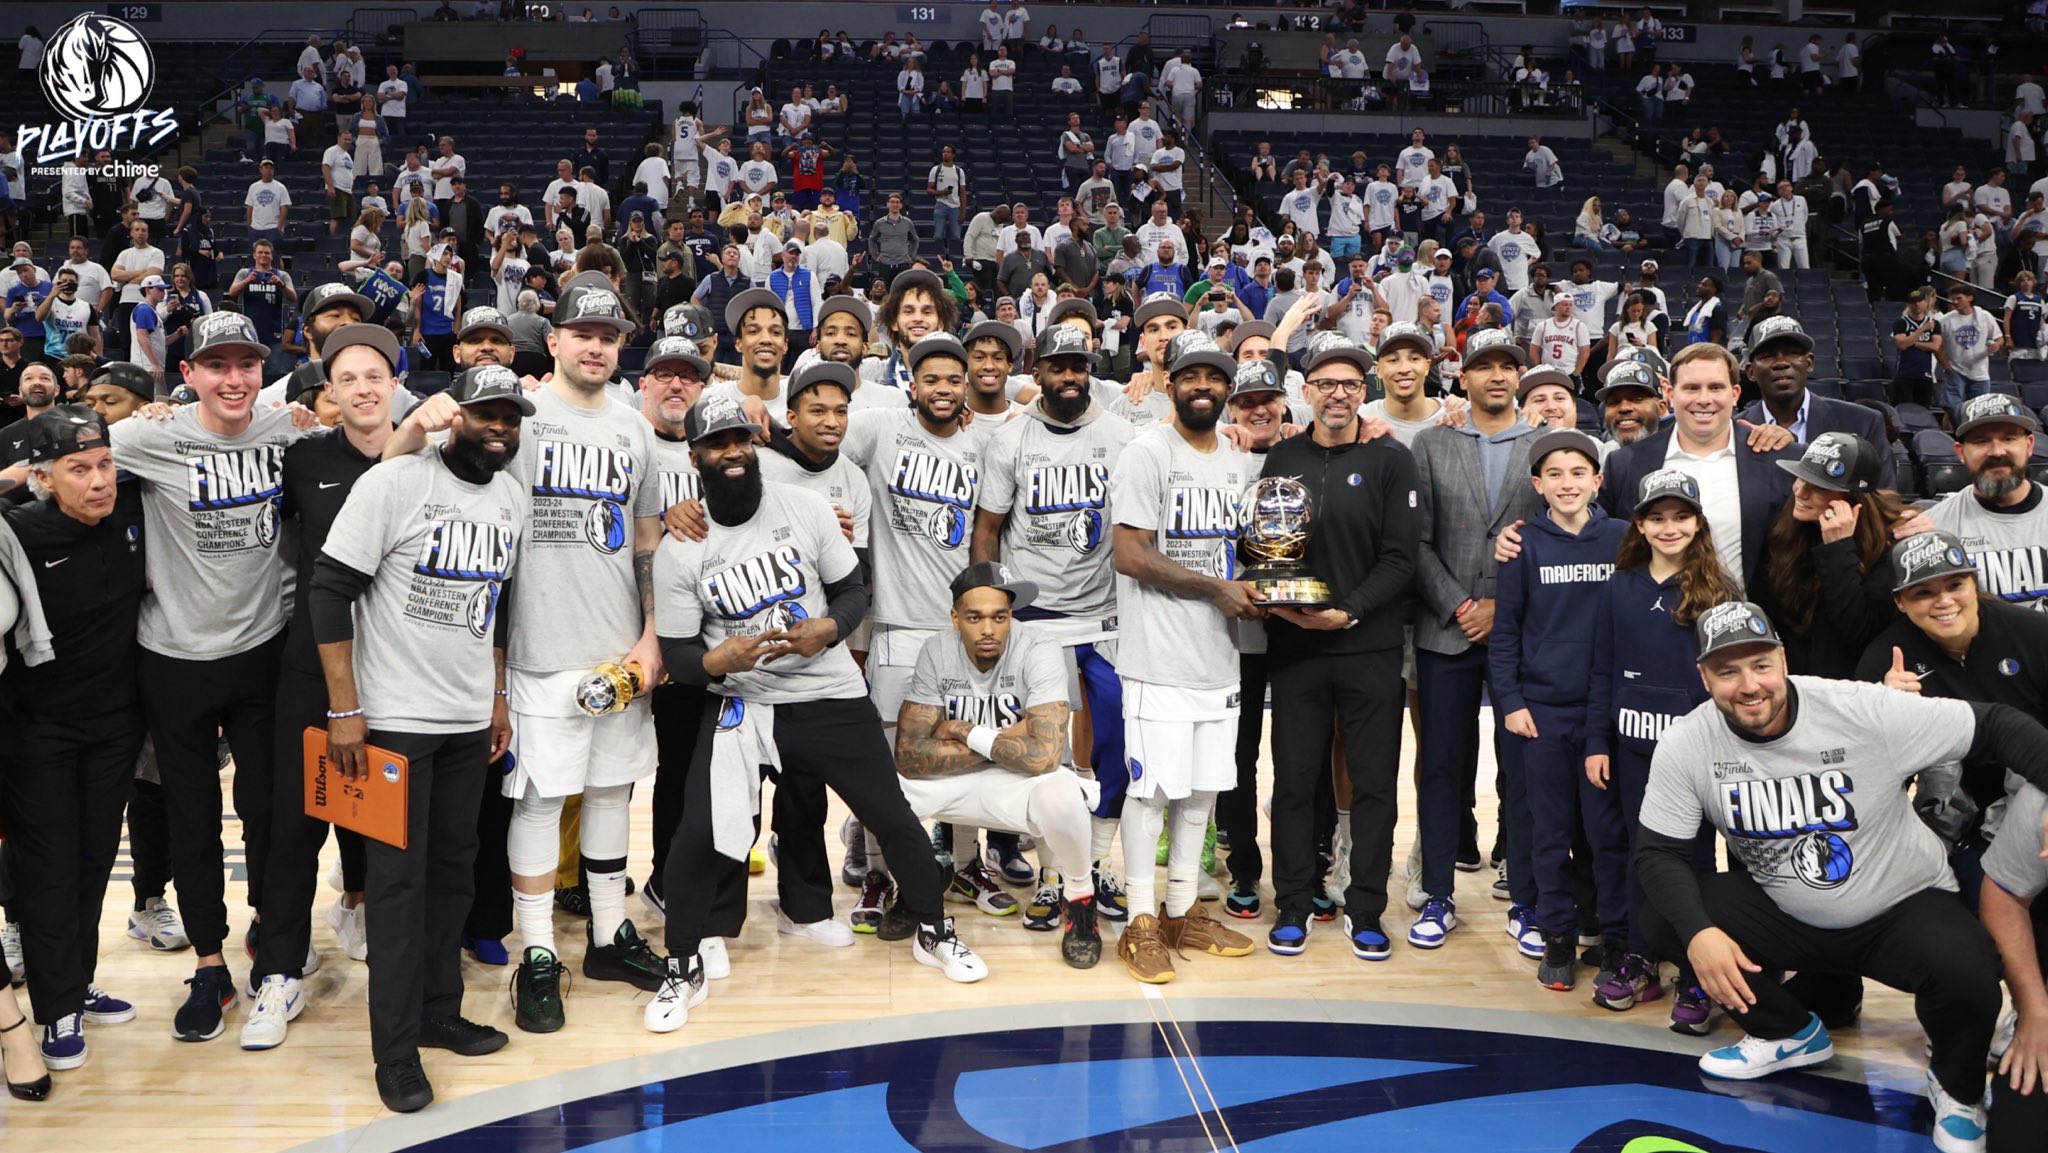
[0,716,1930,1152]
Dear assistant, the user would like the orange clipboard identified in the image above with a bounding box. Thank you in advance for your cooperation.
[303,727,410,849]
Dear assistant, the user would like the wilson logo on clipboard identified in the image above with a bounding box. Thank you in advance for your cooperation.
[303,727,409,849]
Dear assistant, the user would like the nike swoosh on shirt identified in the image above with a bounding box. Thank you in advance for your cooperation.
[42,557,67,568]
[319,481,342,489]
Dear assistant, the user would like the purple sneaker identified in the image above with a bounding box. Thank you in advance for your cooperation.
[1669,982,1712,1036]
[1592,953,1664,1011]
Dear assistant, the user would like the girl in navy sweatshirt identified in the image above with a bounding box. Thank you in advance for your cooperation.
[1491,429,1632,993]
[1583,469,1736,1030]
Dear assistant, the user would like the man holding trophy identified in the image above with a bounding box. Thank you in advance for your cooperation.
[1254,332,1421,962]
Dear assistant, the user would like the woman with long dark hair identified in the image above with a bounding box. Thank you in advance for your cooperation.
[1760,432,1905,678]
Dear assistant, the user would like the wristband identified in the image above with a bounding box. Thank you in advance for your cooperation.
[326,708,364,720]
[965,725,999,759]
[494,689,509,698]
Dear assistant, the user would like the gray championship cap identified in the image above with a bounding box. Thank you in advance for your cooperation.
[964,319,1025,362]
[452,364,537,416]
[1166,330,1236,379]
[1301,330,1374,375]
[301,281,375,323]
[457,305,516,341]
[1516,364,1576,401]
[1598,344,1670,387]
[905,333,971,375]
[1954,393,2043,438]
[1043,297,1099,331]
[788,359,859,402]
[1460,326,1523,367]
[1033,322,1096,365]
[1377,321,1440,360]
[1229,358,1286,399]
[1527,428,1602,475]
[683,389,760,443]
[1634,467,1703,515]
[185,311,270,359]
[643,335,711,378]
[319,322,402,370]
[1133,291,1191,331]
[1693,600,1784,664]
[724,287,788,335]
[1228,320,1276,354]
[815,295,871,337]
[664,301,714,342]
[555,274,636,333]
[1776,431,1880,494]
[1594,358,1662,401]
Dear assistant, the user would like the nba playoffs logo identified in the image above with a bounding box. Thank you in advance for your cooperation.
[20,15,178,171]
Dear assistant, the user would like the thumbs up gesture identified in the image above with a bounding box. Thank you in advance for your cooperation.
[1883,646,1923,695]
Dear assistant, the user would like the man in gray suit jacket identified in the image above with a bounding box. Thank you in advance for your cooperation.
[1738,315,1895,489]
[1406,327,1546,953]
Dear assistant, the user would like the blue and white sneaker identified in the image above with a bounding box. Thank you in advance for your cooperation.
[1927,1066,1988,1153]
[1345,915,1392,961]
[1505,903,1532,940]
[81,985,136,1025]
[1267,909,1311,956]
[41,1012,87,1070]
[1408,897,1457,949]
[238,974,304,1051]
[1697,1012,1833,1081]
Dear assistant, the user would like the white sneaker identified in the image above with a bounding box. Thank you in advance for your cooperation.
[327,898,368,962]
[1196,872,1222,901]
[1697,1013,1834,1080]
[303,939,323,976]
[239,975,304,1051]
[1927,1067,1988,1153]
[127,898,191,952]
[913,917,988,983]
[324,859,345,893]
[776,905,854,947]
[643,955,707,1034]
[2,920,23,983]
[700,935,731,980]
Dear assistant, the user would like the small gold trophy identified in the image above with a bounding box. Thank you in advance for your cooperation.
[575,661,646,716]
[1237,476,1333,606]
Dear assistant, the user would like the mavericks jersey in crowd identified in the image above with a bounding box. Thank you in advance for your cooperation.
[907,625,1067,768]
[110,404,306,660]
[1640,674,1970,929]
[1929,482,2048,609]
[320,450,525,732]
[759,444,873,548]
[1109,425,1252,690]
[841,407,983,630]
[506,385,662,675]
[653,482,867,703]
[977,404,1134,622]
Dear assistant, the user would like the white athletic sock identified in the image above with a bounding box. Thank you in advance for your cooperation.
[514,889,555,955]
[1163,792,1217,918]
[1090,815,1118,865]
[1120,794,1166,916]
[587,866,628,942]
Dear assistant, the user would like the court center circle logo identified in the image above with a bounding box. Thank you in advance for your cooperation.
[40,14,157,123]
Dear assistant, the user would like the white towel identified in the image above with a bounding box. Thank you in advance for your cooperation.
[710,695,780,861]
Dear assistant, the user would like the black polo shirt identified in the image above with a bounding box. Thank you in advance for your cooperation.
[2,481,147,718]
[279,427,383,675]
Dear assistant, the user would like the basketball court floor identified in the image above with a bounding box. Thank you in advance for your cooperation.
[0,720,1947,1152]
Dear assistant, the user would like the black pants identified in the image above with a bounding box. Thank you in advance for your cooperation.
[136,636,285,958]
[363,726,492,1065]
[1641,869,2001,1102]
[1268,649,1405,920]
[1416,645,1516,901]
[663,695,940,957]
[255,666,371,979]
[1220,651,1270,889]
[2,708,148,1022]
[465,760,513,942]
[128,773,173,905]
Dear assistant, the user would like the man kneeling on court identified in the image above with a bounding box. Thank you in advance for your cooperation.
[650,394,985,1035]
[895,563,1104,970]
[1638,599,2048,1153]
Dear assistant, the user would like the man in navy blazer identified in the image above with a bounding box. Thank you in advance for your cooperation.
[1601,341,1799,593]
[1738,315,1896,489]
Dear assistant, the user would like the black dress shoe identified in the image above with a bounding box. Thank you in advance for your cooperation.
[376,1054,435,1113]
[419,1014,509,1056]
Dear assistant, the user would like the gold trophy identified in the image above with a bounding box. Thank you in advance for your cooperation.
[575,661,646,716]
[1237,476,1332,606]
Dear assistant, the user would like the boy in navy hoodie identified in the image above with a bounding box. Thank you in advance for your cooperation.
[1490,425,1632,992]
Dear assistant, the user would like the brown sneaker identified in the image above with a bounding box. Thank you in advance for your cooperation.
[1118,914,1176,984]
[1160,901,1255,957]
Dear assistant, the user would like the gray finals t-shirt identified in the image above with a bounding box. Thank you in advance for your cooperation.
[759,448,873,549]
[111,405,305,660]
[1640,676,1973,929]
[1110,425,1253,690]
[1360,397,1443,448]
[649,431,702,512]
[509,385,662,675]
[1929,488,2048,609]
[321,450,526,733]
[1982,783,2048,897]
[978,406,1135,621]
[842,407,982,630]
[654,481,866,704]
[907,626,1067,768]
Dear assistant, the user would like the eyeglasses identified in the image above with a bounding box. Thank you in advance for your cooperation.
[1304,377,1366,396]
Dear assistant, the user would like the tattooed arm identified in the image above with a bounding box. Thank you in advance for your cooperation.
[624,516,666,685]
[989,701,1070,776]
[895,701,989,779]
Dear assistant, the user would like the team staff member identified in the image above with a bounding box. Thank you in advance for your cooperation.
[650,396,982,1034]
[1636,600,2048,1152]
[383,273,668,1032]
[972,324,1136,929]
[895,563,1102,970]
[244,325,402,1036]
[0,407,145,1071]
[302,363,529,1112]
[110,312,310,1043]
[1929,395,2048,610]
[1259,333,1420,960]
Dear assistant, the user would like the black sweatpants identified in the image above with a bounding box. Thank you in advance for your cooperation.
[2,708,148,1022]
[255,667,370,980]
[137,636,286,958]
[465,761,513,943]
[127,774,173,905]
[363,726,493,1066]
[1641,869,2001,1103]
[663,695,941,958]
[1220,651,1269,889]
[1268,649,1405,921]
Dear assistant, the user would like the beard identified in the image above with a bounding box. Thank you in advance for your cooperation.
[1972,456,2027,501]
[1042,379,1091,423]
[1173,390,1223,432]
[913,395,960,429]
[446,427,518,476]
[697,453,764,525]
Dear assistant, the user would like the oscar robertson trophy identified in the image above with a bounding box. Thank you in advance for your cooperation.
[1237,476,1332,606]
[576,661,646,716]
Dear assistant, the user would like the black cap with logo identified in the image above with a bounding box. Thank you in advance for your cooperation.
[949,560,1039,609]
[1776,431,1880,494]
[452,365,537,416]
[1634,468,1704,515]
[87,362,158,403]
[26,405,111,463]
[1693,600,1784,664]
[554,272,636,333]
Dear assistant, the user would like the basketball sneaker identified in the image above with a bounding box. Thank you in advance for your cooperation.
[584,921,667,991]
[328,897,369,962]
[985,834,1036,885]
[1592,953,1665,1011]
[1267,908,1311,956]
[1160,901,1253,957]
[1310,883,1338,922]
[1345,915,1391,961]
[554,884,590,917]
[238,975,301,1052]
[1023,869,1064,931]
[1537,933,1577,991]
[644,954,707,1034]
[1093,863,1130,921]
[852,870,894,934]
[1408,897,1457,949]
[172,966,238,1042]
[1697,1013,1833,1080]
[1927,1066,1989,1153]
[1225,883,1261,919]
[946,860,1018,915]
[419,1014,508,1056]
[1061,896,1102,969]
[126,897,189,952]
[640,874,666,920]
[512,946,568,1033]
[1,922,22,985]
[1669,982,1713,1036]
[776,904,855,947]
[1118,914,1175,983]
[913,918,988,983]
[700,936,731,980]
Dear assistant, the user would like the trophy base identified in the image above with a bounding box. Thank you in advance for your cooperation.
[1250,577,1333,607]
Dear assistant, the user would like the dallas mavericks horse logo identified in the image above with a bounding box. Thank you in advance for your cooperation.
[41,15,156,123]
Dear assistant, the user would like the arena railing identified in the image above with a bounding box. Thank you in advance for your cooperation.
[347,7,426,47]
